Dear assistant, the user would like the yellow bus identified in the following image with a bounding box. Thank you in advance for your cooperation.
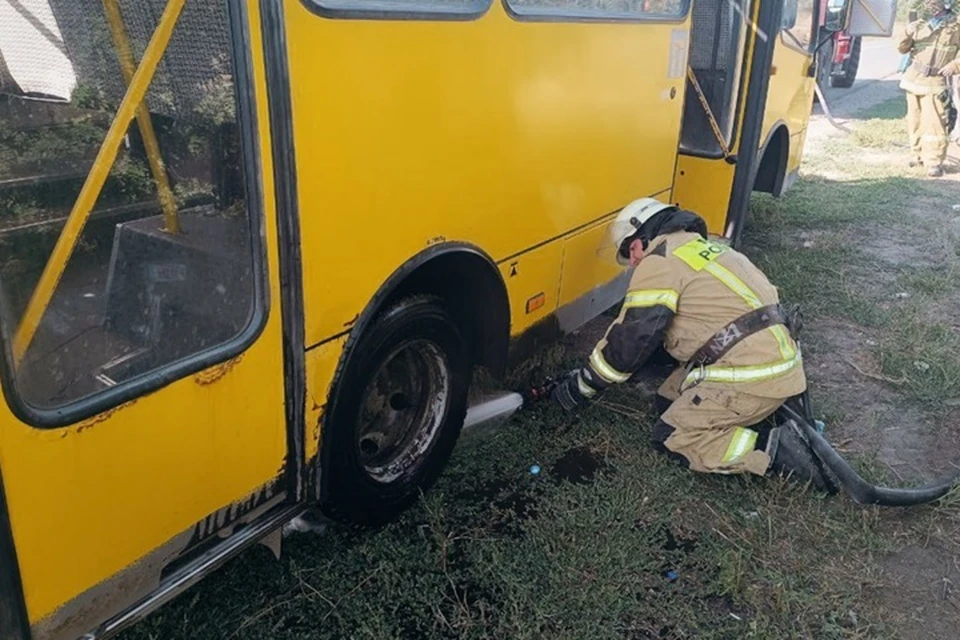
[0,0,890,637]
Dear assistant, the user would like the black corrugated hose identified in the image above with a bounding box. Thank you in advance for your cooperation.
[779,402,959,507]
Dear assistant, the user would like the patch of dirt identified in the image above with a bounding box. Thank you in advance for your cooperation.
[804,317,960,482]
[871,545,960,639]
[550,445,608,484]
[660,526,698,554]
[864,223,944,272]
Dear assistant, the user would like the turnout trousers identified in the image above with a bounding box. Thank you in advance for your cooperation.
[906,90,950,166]
[654,367,783,477]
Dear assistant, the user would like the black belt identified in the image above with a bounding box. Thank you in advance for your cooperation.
[913,60,943,77]
[684,303,798,371]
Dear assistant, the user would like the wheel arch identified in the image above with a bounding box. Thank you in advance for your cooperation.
[331,242,510,382]
[315,242,510,506]
[752,122,790,197]
[387,244,511,377]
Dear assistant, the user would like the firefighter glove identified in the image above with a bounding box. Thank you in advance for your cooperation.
[552,370,589,412]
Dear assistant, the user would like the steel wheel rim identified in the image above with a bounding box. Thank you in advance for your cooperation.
[356,339,451,484]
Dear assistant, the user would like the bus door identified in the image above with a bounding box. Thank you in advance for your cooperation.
[671,0,803,245]
[0,2,297,637]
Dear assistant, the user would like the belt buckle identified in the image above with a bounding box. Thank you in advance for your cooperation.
[680,362,706,394]
[694,363,707,390]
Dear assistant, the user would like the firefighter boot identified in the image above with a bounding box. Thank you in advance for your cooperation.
[767,420,832,492]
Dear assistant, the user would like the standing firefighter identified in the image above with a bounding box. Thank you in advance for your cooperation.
[898,0,960,177]
[552,198,830,488]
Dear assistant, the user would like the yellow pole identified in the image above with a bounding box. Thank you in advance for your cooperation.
[13,0,187,366]
[102,0,180,235]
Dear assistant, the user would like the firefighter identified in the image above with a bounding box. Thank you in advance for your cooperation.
[898,0,960,177]
[552,198,829,489]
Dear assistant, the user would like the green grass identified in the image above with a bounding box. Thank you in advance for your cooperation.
[119,97,960,640]
[747,176,906,231]
[895,264,958,296]
[127,386,901,640]
[850,120,908,149]
[847,97,908,149]
[876,307,960,406]
[857,97,908,122]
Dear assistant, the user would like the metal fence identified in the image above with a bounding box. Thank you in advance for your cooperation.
[47,0,235,124]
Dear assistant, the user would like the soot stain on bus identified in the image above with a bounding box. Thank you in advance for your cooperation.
[193,353,244,386]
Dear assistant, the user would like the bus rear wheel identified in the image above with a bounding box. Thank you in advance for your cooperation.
[319,294,471,526]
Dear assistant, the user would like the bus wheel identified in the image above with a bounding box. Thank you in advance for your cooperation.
[320,294,470,526]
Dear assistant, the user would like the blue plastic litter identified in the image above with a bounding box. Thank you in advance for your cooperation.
[665,570,678,582]
[530,465,541,476]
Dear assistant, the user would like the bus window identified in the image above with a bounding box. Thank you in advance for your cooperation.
[0,1,261,418]
[305,0,490,16]
[782,0,817,50]
[678,0,745,156]
[505,0,687,19]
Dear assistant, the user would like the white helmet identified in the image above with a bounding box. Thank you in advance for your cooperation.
[603,197,674,265]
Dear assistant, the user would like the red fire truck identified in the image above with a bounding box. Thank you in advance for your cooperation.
[820,30,862,87]
[817,0,863,88]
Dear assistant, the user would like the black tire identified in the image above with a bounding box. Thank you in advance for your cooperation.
[830,36,861,89]
[318,295,471,526]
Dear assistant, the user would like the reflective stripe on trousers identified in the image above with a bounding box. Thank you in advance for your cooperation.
[722,427,759,463]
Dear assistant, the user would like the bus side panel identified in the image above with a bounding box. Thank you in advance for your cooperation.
[499,243,563,338]
[672,155,737,233]
[558,217,627,312]
[285,1,687,349]
[763,39,815,176]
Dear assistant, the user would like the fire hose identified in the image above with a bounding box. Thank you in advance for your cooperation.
[779,401,960,506]
[518,377,960,507]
